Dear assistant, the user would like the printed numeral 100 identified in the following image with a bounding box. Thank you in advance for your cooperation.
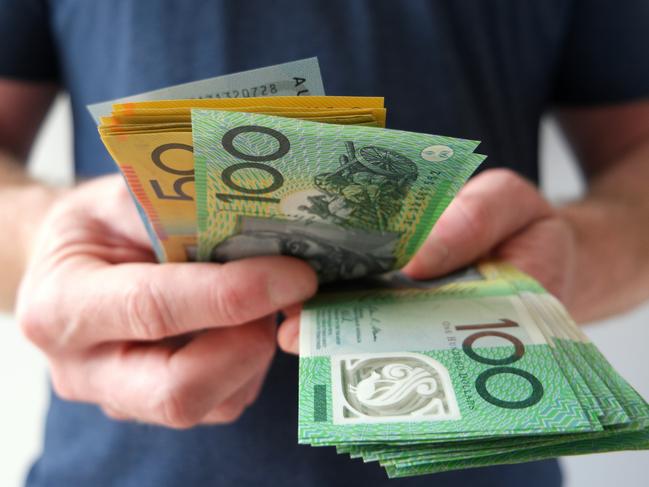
[148,126,289,204]
[215,125,290,204]
[455,319,544,409]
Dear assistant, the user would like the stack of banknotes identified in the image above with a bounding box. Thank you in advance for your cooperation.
[299,264,649,477]
[94,59,649,478]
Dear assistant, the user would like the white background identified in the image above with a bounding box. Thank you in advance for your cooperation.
[1,97,648,486]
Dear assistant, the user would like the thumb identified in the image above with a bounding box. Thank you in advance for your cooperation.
[403,169,553,279]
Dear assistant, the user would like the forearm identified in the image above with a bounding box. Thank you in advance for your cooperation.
[0,151,62,310]
[559,141,649,323]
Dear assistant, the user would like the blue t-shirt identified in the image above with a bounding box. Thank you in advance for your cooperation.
[2,1,649,485]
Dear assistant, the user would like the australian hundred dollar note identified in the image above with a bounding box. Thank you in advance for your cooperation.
[191,109,486,282]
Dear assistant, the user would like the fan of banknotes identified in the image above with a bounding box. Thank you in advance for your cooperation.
[93,58,649,478]
[299,264,649,477]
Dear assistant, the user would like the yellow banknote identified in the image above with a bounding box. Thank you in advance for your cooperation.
[101,107,386,127]
[112,96,384,112]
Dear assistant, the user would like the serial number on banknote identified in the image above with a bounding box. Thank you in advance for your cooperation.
[196,77,312,99]
[196,84,281,99]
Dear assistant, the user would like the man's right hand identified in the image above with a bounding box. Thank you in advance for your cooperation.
[15,175,317,428]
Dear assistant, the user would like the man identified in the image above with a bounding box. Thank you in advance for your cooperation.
[2,1,649,486]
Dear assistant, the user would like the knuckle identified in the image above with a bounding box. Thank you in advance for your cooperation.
[17,305,50,347]
[107,176,130,201]
[213,403,246,424]
[212,272,248,324]
[123,280,173,340]
[16,284,60,349]
[50,365,77,402]
[153,380,201,429]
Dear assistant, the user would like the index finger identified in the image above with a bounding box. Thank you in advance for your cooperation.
[34,255,317,349]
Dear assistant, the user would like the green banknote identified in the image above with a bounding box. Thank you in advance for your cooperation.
[192,109,485,281]
[296,265,649,477]
[298,279,595,444]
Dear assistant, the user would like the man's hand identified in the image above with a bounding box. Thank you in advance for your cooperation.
[281,101,649,355]
[16,175,317,428]
[401,168,576,302]
[278,168,577,354]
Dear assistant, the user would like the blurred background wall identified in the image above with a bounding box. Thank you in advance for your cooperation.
[1,97,648,486]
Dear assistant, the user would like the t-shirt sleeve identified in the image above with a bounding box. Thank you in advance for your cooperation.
[552,0,649,105]
[0,0,59,81]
